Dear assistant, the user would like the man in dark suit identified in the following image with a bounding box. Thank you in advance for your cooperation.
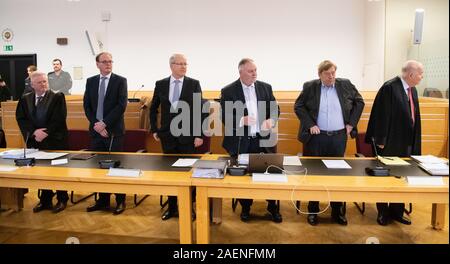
[220,58,282,223]
[294,60,364,226]
[16,71,69,213]
[150,54,204,220]
[365,60,424,226]
[83,52,128,215]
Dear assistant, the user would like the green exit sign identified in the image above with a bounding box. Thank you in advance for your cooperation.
[3,45,13,51]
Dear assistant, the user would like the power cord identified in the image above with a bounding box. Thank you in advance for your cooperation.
[263,165,331,215]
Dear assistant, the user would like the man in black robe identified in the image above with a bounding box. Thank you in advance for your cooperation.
[365,60,424,226]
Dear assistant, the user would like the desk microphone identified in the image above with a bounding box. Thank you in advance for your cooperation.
[99,133,121,169]
[14,132,36,166]
[227,135,247,176]
[365,137,390,176]
[128,84,144,102]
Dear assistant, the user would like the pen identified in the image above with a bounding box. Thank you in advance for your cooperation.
[382,157,395,160]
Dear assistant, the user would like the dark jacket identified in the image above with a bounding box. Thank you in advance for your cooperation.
[149,76,205,151]
[365,76,421,156]
[16,90,68,150]
[220,79,280,156]
[294,78,364,143]
[83,73,128,137]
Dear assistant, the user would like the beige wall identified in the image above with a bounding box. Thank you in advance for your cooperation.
[385,0,449,88]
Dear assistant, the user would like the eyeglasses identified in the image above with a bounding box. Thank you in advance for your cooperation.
[171,62,188,66]
[99,60,113,64]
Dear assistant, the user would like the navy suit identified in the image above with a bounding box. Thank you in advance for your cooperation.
[83,73,128,205]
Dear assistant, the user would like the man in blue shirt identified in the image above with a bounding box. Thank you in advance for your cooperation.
[294,60,364,226]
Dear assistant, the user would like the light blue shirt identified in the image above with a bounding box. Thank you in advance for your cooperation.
[169,75,184,107]
[316,83,345,131]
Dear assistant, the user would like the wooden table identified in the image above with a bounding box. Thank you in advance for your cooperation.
[0,151,194,244]
[193,156,449,244]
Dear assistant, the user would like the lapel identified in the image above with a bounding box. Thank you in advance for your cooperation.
[334,80,346,113]
[104,73,115,100]
[179,76,190,101]
[394,77,415,124]
[26,92,36,115]
[254,81,261,102]
[314,80,322,115]
[235,79,246,103]
[91,75,100,110]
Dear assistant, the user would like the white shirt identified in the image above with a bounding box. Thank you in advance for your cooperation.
[35,92,46,106]
[169,75,184,108]
[240,81,260,135]
[98,72,112,96]
[400,77,411,99]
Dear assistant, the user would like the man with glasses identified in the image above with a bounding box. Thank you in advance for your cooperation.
[83,52,128,215]
[150,53,204,220]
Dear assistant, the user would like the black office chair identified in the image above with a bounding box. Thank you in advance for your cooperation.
[159,134,212,210]
[123,129,150,207]
[66,129,97,204]
[354,132,412,215]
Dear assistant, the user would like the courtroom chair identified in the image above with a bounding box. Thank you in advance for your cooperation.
[159,134,212,210]
[423,88,443,98]
[354,132,413,215]
[122,129,149,207]
[66,129,97,204]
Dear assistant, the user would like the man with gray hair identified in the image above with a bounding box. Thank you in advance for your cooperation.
[16,71,69,213]
[220,58,281,223]
[366,60,424,226]
[150,53,204,221]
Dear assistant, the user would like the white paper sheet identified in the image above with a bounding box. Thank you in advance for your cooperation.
[252,173,288,183]
[51,158,68,165]
[322,160,352,169]
[283,156,302,166]
[0,165,18,172]
[411,155,447,164]
[406,176,444,186]
[28,152,68,160]
[172,158,198,167]
[107,168,141,178]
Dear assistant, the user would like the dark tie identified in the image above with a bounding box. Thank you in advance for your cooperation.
[171,80,181,107]
[36,96,43,106]
[96,77,107,121]
[407,87,415,125]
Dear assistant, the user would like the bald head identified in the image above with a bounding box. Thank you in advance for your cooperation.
[401,60,424,87]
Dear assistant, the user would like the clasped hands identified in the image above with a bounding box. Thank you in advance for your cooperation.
[94,121,108,138]
[242,116,274,131]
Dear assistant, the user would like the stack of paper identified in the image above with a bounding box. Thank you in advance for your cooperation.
[0,149,39,159]
[238,154,249,165]
[417,163,449,176]
[377,156,410,166]
[411,155,447,164]
[192,168,223,179]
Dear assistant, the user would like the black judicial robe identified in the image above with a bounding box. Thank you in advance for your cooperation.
[16,90,68,150]
[365,76,421,156]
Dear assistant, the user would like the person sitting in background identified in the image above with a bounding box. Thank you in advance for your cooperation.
[24,65,37,95]
[0,77,12,103]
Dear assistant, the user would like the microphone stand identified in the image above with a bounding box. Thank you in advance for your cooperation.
[365,137,390,176]
[14,132,36,166]
[128,84,144,102]
[228,134,247,176]
[99,134,121,169]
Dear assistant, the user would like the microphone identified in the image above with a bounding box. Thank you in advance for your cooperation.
[128,84,144,102]
[14,132,36,166]
[99,133,121,169]
[228,135,247,176]
[365,137,390,176]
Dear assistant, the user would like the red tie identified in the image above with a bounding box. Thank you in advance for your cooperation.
[408,87,415,125]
